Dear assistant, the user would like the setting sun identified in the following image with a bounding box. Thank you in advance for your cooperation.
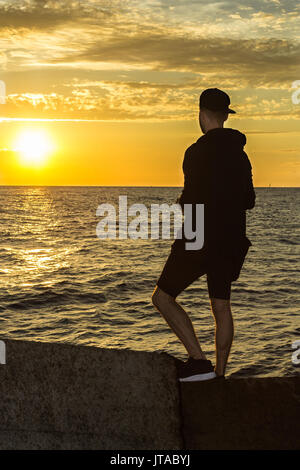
[15,130,53,167]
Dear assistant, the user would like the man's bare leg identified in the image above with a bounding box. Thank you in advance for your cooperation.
[152,286,206,360]
[210,298,234,376]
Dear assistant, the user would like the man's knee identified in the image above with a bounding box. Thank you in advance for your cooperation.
[210,297,231,308]
[151,286,174,308]
[210,298,232,318]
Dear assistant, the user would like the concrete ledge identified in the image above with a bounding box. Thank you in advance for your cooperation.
[0,339,183,450]
[0,339,299,450]
[180,376,300,450]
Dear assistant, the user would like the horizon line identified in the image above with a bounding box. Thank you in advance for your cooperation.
[0,184,299,188]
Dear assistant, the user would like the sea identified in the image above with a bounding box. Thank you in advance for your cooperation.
[0,186,299,378]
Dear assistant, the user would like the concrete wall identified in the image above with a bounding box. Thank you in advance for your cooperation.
[180,375,300,450]
[0,339,299,450]
[0,339,183,450]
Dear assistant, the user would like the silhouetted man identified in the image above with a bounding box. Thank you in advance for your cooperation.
[152,88,256,381]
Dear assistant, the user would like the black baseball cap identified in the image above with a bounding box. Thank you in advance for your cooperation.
[199,88,236,114]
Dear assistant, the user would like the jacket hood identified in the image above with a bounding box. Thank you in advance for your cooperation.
[200,127,246,149]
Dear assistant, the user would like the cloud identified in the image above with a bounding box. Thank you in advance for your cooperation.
[2,78,300,121]
[0,0,299,40]
[1,85,195,121]
[0,0,116,30]
[0,0,299,122]
[1,0,299,89]
[49,32,300,88]
[150,0,299,17]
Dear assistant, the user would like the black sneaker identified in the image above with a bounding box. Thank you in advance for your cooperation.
[177,357,217,382]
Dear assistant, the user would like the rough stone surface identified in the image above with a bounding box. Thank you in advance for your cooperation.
[180,376,300,450]
[0,339,183,450]
[1,339,299,450]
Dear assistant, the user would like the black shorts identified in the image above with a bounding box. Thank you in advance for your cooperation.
[156,239,250,300]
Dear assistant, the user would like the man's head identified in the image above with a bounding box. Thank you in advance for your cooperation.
[199,88,236,134]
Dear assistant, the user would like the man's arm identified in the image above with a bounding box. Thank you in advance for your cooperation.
[242,152,256,210]
[176,150,191,208]
[176,145,203,208]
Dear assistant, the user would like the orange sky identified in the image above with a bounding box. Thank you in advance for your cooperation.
[0,0,299,186]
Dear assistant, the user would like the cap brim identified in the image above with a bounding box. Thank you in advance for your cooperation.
[228,108,236,114]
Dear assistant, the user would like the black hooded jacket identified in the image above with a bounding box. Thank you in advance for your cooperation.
[176,127,256,253]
